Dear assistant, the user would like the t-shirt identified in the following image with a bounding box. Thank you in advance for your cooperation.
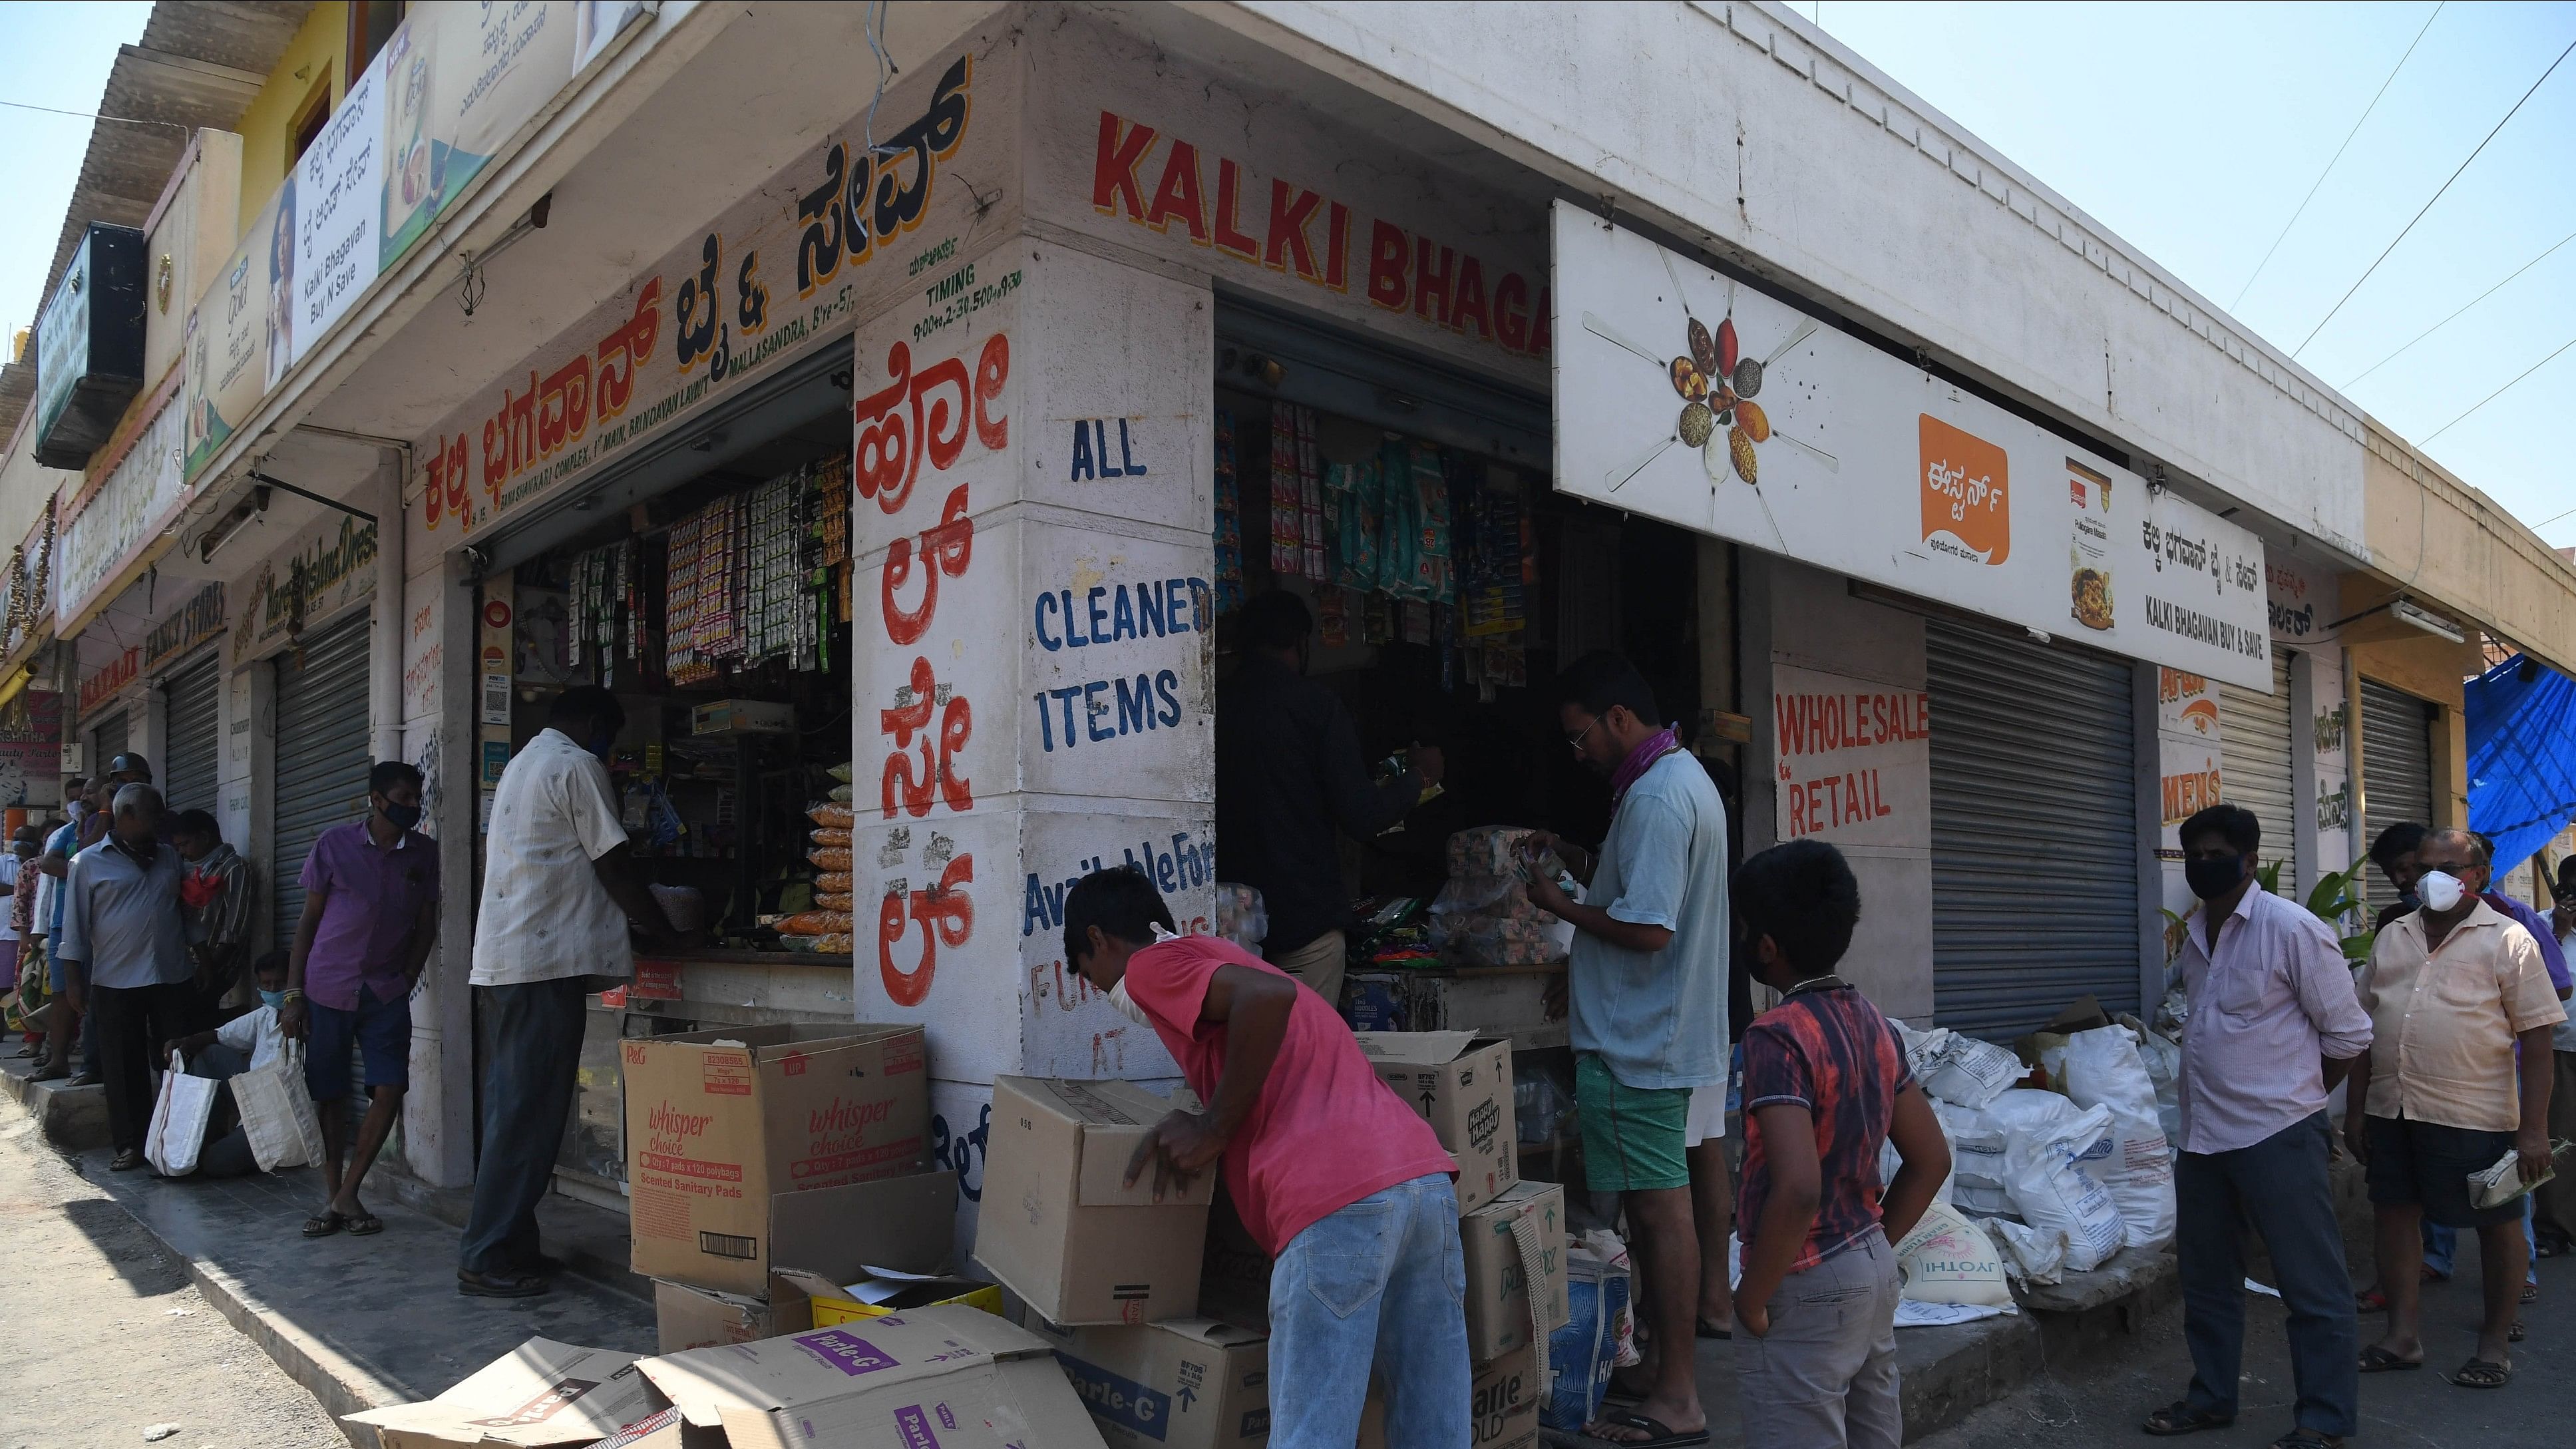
[472,728,634,986]
[1738,984,1911,1273]
[36,821,77,936]
[1567,749,1730,1089]
[1121,934,1455,1254]
[0,853,19,942]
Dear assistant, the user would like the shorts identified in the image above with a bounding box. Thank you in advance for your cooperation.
[1684,1084,1727,1148]
[304,986,412,1101]
[1577,1053,1692,1192]
[2364,1114,2521,1229]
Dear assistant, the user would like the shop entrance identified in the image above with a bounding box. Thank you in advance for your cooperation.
[160,654,222,819]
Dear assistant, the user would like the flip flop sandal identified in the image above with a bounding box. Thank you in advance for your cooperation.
[344,1212,385,1237]
[2420,1264,2450,1283]
[301,1211,346,1238]
[2521,1282,2539,1305]
[2354,1288,2388,1312]
[1582,1409,1710,1448]
[2356,1345,2422,1374]
[2272,1432,2344,1449]
[2509,1323,2525,1344]
[1695,1317,1732,1340]
[2141,1400,2234,1436]
[2446,1357,2510,1390]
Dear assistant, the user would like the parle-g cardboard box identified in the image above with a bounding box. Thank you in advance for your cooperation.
[622,1023,930,1295]
[343,1338,671,1449]
[1352,1031,1517,1211]
[974,1076,1210,1326]
[1033,1316,1270,1449]
[1461,1181,1569,1360]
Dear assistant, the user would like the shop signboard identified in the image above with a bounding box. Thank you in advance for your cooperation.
[31,223,148,469]
[182,192,288,478]
[144,582,226,670]
[230,513,381,664]
[56,387,185,628]
[2155,666,2222,861]
[80,646,140,719]
[1555,206,2272,691]
[0,689,62,804]
[1769,663,1931,849]
[290,49,385,365]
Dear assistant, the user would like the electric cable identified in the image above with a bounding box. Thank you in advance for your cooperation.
[2420,332,2576,443]
[2341,224,2576,389]
[0,97,188,131]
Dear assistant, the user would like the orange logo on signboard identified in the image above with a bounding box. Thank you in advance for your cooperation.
[1919,415,2010,564]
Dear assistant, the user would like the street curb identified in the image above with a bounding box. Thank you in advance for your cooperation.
[173,1245,405,1448]
[0,1055,110,1149]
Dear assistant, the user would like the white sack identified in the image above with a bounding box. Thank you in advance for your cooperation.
[1893,1202,2015,1307]
[2060,1025,2176,1249]
[1984,1216,2069,1287]
[1917,1032,2024,1110]
[2002,1102,2126,1271]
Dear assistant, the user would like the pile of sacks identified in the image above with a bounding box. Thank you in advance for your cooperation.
[1891,1018,2179,1290]
[1427,827,1570,966]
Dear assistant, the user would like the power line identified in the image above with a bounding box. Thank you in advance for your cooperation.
[2342,224,2576,389]
[2291,36,2576,359]
[2420,332,2576,443]
[2232,1,2444,312]
[0,97,187,132]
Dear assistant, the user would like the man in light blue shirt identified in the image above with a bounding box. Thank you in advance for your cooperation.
[55,784,192,1171]
[1527,651,1727,1448]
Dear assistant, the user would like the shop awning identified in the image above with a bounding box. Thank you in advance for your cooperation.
[2466,653,2576,874]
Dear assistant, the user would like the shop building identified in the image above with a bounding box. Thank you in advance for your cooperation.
[13,1,2576,1249]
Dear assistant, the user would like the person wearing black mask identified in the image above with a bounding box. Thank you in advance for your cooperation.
[2143,805,2371,1446]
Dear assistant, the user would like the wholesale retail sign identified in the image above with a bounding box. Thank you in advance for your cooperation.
[406,39,1013,550]
[1769,663,1931,849]
[1553,205,2272,690]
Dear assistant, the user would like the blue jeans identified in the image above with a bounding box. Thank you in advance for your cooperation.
[2422,1195,2540,1287]
[1268,1173,1472,1449]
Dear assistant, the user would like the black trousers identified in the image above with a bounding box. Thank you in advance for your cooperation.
[458,977,588,1275]
[2175,1112,2359,1436]
[90,980,191,1152]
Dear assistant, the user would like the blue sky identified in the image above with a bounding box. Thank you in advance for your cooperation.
[1815,1,2576,548]
[0,3,149,357]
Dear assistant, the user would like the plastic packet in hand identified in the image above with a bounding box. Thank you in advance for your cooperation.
[2468,1142,2563,1210]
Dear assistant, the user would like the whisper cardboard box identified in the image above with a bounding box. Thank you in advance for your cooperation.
[976,1076,1210,1326]
[1033,1317,1270,1449]
[345,1339,670,1449]
[623,1023,930,1295]
[1353,1031,1517,1211]
[1461,1181,1568,1360]
[636,1305,1105,1448]
[653,1169,963,1352]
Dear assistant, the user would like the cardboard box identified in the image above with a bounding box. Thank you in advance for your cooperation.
[637,1304,1104,1448]
[1032,1317,1270,1449]
[1352,1031,1518,1211]
[1356,1342,1542,1449]
[344,1338,671,1448]
[652,1169,966,1352]
[655,1281,779,1354]
[622,1023,931,1295]
[1461,1181,1568,1360]
[975,1076,1211,1326]
[779,1265,1007,1327]
[1195,1185,1272,1329]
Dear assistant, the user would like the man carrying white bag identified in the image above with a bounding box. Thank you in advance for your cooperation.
[144,952,325,1177]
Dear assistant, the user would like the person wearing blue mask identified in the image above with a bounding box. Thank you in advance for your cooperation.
[158,952,293,1177]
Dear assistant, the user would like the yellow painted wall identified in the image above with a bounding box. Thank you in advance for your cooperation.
[235,2,349,234]
[2340,571,2481,827]
[2362,418,2576,680]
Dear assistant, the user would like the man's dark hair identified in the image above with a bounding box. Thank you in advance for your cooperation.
[2179,803,2261,856]
[371,759,425,795]
[63,775,86,793]
[2556,855,2576,891]
[170,809,221,842]
[1061,865,1177,968]
[1732,839,1861,976]
[1240,590,1312,653]
[254,949,289,980]
[1556,650,1661,726]
[2421,825,2484,867]
[548,684,626,735]
[2368,821,2428,871]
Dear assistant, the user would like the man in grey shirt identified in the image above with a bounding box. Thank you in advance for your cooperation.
[55,783,193,1171]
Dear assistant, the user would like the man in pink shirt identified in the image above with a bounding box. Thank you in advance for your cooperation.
[1065,866,1469,1449]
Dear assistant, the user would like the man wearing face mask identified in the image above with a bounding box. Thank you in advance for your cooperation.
[158,952,293,1178]
[460,686,679,1297]
[280,761,439,1238]
[2348,827,2564,1389]
[2146,805,2370,1446]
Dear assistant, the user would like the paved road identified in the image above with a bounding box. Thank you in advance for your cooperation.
[1918,1229,2573,1448]
[0,1107,347,1449]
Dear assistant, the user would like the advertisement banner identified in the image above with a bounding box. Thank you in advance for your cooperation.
[231,513,381,665]
[0,690,62,804]
[57,390,184,626]
[291,49,387,364]
[183,192,287,477]
[381,0,578,268]
[1554,205,2271,690]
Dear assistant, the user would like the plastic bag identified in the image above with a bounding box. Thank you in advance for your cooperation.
[2002,1102,2126,1271]
[814,892,854,913]
[828,762,854,783]
[2060,1025,2175,1249]
[145,1052,216,1177]
[815,871,853,894]
[1917,1031,2024,1108]
[1544,1230,1636,1432]
[1931,1100,2016,1217]
[779,910,853,936]
[2116,1012,2185,1148]
[1984,1217,2069,1287]
[236,1040,327,1171]
[1431,909,1568,965]
[811,827,852,849]
[1893,1202,2014,1307]
[1215,883,1268,951]
[809,802,856,830]
[809,847,853,873]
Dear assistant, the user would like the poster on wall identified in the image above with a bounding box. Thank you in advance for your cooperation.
[380,1,578,268]
[1769,663,1931,848]
[291,49,386,363]
[1553,204,2272,690]
[183,192,286,477]
[0,690,61,804]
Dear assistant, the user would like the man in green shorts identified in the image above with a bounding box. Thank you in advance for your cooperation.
[1528,651,1729,1448]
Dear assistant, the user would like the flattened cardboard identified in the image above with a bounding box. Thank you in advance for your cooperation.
[976,1076,1210,1326]
[622,1023,931,1295]
[636,1305,1104,1448]
[1031,1317,1270,1449]
[1353,1031,1518,1211]
[1461,1181,1568,1360]
[344,1338,669,1449]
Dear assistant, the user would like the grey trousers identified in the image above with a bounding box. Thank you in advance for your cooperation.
[1268,929,1346,1014]
[1733,1227,1902,1449]
[458,977,588,1275]
[2175,1112,2358,1437]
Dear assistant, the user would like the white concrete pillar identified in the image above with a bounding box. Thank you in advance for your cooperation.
[402,544,480,1188]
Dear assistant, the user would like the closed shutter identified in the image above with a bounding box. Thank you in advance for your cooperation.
[2360,678,2436,912]
[1929,621,2141,1037]
[93,710,129,768]
[161,657,222,819]
[2220,651,2297,894]
[271,616,374,938]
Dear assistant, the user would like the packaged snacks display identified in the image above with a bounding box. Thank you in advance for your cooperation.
[809,827,852,849]
[809,801,856,830]
[779,911,854,936]
[815,871,853,894]
[809,847,853,873]
[814,892,854,912]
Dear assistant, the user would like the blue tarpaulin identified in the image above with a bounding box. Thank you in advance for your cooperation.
[2466,653,2576,874]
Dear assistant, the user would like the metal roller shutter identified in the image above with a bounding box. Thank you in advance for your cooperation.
[161,657,222,819]
[2359,678,2436,912]
[2220,651,2297,894]
[1929,621,2141,1036]
[271,616,374,938]
[93,710,129,769]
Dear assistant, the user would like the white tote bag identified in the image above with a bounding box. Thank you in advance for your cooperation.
[234,1040,327,1171]
[144,1052,218,1177]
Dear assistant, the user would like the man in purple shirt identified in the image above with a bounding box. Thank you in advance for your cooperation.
[2145,805,2372,1448]
[278,761,439,1239]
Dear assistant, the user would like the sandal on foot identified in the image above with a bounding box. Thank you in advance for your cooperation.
[1582,1409,1710,1448]
[457,1269,550,1299]
[2509,1323,2525,1344]
[343,1211,384,1237]
[2521,1281,2538,1305]
[301,1211,346,1238]
[2272,1432,2343,1449]
[2446,1358,2510,1390]
[2357,1345,2422,1373]
[2141,1400,2234,1436]
[2354,1287,2388,1312]
[1695,1317,1732,1340]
